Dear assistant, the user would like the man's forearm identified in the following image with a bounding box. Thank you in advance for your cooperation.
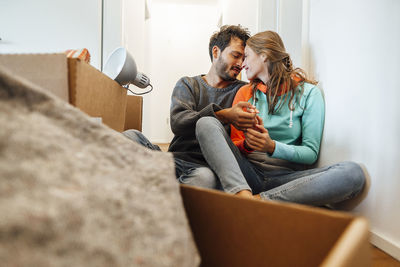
[215,108,232,123]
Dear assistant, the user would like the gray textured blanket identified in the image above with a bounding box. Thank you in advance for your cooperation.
[0,66,199,266]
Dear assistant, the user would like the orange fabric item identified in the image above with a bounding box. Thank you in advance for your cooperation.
[65,48,91,63]
[230,83,256,153]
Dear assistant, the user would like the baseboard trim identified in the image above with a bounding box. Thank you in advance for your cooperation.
[370,231,400,261]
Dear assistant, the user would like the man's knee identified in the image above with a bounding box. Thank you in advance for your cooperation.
[179,167,218,189]
[196,116,224,138]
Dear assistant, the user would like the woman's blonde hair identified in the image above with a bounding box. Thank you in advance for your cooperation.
[247,30,317,114]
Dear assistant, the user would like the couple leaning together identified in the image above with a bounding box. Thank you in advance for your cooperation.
[124,25,367,209]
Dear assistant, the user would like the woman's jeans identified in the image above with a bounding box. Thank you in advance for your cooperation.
[122,129,247,193]
[195,116,366,206]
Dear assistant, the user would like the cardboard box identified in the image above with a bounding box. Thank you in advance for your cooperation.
[67,57,127,132]
[124,95,143,131]
[0,53,69,102]
[180,185,371,267]
[0,53,144,132]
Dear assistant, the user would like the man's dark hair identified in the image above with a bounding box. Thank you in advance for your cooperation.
[208,25,250,62]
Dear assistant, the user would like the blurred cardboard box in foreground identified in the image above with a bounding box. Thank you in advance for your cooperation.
[180,185,371,267]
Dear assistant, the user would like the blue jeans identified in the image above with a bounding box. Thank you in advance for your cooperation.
[122,129,222,190]
[195,117,366,206]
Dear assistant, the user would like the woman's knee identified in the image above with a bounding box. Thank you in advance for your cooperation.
[338,161,366,191]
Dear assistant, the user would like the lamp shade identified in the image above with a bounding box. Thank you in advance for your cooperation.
[103,47,150,88]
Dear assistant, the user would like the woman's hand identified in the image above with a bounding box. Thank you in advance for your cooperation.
[216,101,259,131]
[244,116,276,154]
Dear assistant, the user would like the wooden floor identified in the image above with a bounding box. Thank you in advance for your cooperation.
[372,246,400,267]
[157,143,169,152]
[157,144,399,266]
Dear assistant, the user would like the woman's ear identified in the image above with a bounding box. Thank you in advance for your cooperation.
[261,53,268,62]
[212,46,220,61]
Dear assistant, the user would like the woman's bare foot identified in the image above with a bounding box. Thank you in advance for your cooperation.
[236,190,253,198]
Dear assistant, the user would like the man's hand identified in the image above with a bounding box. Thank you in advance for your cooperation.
[215,102,258,131]
[244,116,276,154]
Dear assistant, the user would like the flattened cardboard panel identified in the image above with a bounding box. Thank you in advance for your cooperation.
[322,218,371,267]
[180,185,358,267]
[124,95,143,131]
[0,53,69,102]
[68,58,127,132]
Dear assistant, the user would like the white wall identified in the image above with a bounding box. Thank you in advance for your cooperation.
[103,0,123,70]
[0,0,103,69]
[121,0,147,72]
[277,0,303,68]
[258,0,278,32]
[221,0,259,34]
[140,1,220,143]
[306,0,400,260]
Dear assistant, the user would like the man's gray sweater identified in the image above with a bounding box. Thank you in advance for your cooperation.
[168,75,246,166]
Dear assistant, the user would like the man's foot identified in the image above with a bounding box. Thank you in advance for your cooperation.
[253,194,261,200]
[235,190,253,199]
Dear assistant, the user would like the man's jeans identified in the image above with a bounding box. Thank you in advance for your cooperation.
[122,129,222,190]
[195,116,366,206]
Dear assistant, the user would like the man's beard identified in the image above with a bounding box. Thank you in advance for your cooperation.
[216,59,237,81]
